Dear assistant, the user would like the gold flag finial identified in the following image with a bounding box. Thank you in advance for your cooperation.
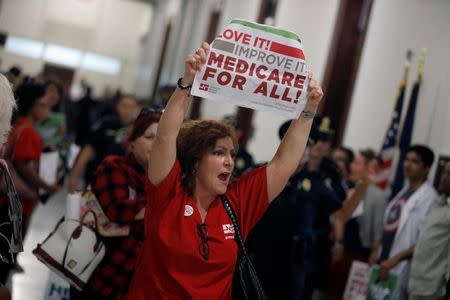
[403,49,414,83]
[418,48,427,81]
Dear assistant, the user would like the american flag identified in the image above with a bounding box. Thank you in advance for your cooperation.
[390,78,422,197]
[390,50,426,197]
[376,80,407,190]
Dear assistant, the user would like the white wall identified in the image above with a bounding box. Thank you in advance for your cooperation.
[247,0,340,162]
[161,0,219,87]
[0,0,152,97]
[343,0,450,166]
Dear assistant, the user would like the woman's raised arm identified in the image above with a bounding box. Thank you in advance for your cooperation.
[148,43,209,185]
[266,73,323,202]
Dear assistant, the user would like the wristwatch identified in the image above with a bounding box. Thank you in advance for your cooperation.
[300,110,316,119]
[177,77,192,90]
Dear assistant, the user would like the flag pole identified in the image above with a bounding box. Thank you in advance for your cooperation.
[418,48,426,82]
[395,49,414,147]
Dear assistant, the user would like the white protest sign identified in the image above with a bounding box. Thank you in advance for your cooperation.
[343,261,370,300]
[44,272,70,300]
[39,151,59,195]
[191,19,308,118]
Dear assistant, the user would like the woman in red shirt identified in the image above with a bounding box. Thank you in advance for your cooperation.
[0,83,60,283]
[126,42,323,300]
[70,108,161,300]
[7,83,60,219]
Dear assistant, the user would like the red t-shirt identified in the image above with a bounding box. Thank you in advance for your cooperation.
[10,118,42,162]
[0,118,41,211]
[126,160,269,300]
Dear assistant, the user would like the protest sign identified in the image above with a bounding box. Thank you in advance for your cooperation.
[191,19,308,118]
[366,266,397,300]
[343,261,398,300]
[343,261,371,300]
[39,151,59,195]
[44,272,70,300]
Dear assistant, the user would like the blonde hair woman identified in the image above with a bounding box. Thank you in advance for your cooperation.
[0,73,17,300]
[0,74,16,144]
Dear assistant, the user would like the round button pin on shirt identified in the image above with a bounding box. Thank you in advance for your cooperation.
[184,205,194,217]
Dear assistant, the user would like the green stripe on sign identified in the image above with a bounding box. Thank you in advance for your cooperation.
[212,40,235,53]
[230,19,300,42]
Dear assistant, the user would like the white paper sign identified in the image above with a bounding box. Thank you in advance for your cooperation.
[44,272,70,300]
[343,261,370,300]
[39,151,59,195]
[67,143,80,169]
[191,19,308,118]
[65,192,81,221]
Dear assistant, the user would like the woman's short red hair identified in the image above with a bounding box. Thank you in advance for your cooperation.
[126,112,161,145]
[176,120,237,195]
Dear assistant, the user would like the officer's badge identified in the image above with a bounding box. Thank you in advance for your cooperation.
[301,179,311,191]
[325,178,332,188]
[236,158,246,170]
[319,117,332,134]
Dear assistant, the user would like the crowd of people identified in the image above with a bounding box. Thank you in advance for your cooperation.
[0,40,448,300]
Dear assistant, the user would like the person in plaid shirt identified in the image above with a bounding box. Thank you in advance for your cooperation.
[70,107,161,300]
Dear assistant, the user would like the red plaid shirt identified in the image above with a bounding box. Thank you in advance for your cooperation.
[86,155,147,299]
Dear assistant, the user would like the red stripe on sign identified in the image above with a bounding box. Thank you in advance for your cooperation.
[269,41,305,59]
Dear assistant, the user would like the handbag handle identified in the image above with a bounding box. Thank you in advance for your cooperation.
[61,224,104,276]
[219,195,267,300]
[79,210,102,252]
[80,209,100,232]
[61,210,104,275]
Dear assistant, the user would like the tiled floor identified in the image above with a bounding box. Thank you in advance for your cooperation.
[7,189,68,300]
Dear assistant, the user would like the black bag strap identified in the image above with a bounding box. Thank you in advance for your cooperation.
[219,195,267,300]
[219,195,247,254]
[0,163,23,255]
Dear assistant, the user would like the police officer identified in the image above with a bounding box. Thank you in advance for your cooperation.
[245,116,346,300]
[282,116,346,300]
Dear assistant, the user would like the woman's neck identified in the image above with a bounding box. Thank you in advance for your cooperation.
[25,115,36,124]
[193,186,215,212]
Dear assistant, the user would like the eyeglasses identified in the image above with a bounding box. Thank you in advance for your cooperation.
[196,224,210,261]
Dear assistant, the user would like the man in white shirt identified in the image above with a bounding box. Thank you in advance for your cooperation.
[409,161,450,299]
[371,145,437,300]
